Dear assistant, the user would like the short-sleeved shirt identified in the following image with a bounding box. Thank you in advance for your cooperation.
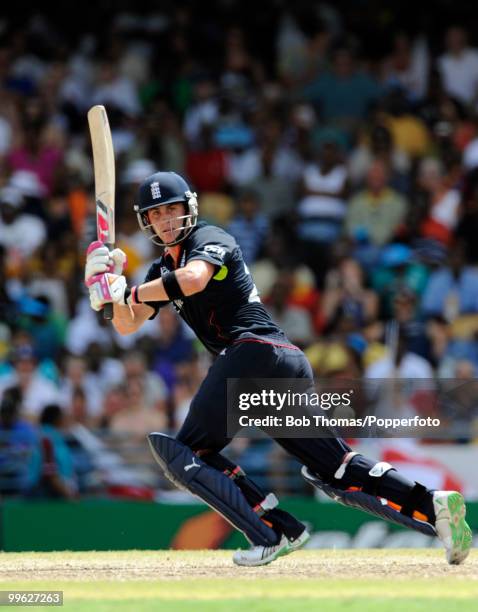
[143,222,287,355]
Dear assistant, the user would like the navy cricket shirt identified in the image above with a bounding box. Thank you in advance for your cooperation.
[142,222,286,355]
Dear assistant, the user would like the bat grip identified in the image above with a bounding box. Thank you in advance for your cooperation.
[104,303,113,320]
[103,241,114,321]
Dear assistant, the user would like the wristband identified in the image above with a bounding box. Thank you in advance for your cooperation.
[162,270,185,300]
[123,285,142,306]
[131,285,141,304]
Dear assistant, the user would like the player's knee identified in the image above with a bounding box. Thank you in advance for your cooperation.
[319,452,395,494]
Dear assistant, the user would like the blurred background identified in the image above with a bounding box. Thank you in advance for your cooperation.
[1,0,478,550]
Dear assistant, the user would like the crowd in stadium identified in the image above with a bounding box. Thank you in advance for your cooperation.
[2,3,478,498]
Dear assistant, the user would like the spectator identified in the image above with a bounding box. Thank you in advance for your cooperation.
[26,243,74,319]
[185,123,229,193]
[227,119,302,188]
[0,386,37,494]
[264,274,314,347]
[417,156,462,247]
[122,351,168,413]
[392,288,430,360]
[345,159,407,264]
[99,384,128,431]
[297,136,349,284]
[380,87,432,158]
[109,377,167,442]
[83,341,124,391]
[0,345,62,420]
[322,257,378,330]
[371,244,429,319]
[276,13,331,89]
[365,328,435,423]
[25,404,77,499]
[7,97,64,197]
[347,124,410,192]
[421,244,478,320]
[427,316,478,377]
[0,187,47,266]
[382,33,429,101]
[437,26,478,107]
[92,61,141,118]
[152,306,194,390]
[69,386,91,427]
[302,45,382,129]
[227,191,269,264]
[183,78,219,147]
[171,354,207,431]
[59,356,103,423]
[240,144,296,218]
[16,295,66,362]
[66,300,117,356]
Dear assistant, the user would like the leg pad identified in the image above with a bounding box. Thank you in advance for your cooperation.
[302,466,436,537]
[148,433,279,546]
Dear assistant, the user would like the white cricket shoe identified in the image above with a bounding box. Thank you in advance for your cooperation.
[433,491,472,565]
[232,529,310,567]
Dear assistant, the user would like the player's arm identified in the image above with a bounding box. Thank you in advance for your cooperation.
[136,259,215,302]
[111,302,155,335]
[87,254,214,326]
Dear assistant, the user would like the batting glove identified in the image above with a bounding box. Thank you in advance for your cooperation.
[86,273,128,311]
[85,241,127,285]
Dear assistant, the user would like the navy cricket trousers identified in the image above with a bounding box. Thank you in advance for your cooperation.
[176,338,351,481]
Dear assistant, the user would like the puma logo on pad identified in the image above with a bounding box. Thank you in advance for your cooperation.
[184,457,200,472]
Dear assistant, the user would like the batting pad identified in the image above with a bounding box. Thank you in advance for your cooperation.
[302,466,436,536]
[148,433,279,546]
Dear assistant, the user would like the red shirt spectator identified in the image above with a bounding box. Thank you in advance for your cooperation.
[185,124,229,192]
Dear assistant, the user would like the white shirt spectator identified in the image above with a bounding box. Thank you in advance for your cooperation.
[229,147,303,187]
[0,372,63,419]
[60,374,104,419]
[429,189,461,230]
[299,163,348,219]
[0,213,46,256]
[0,187,47,257]
[365,352,434,423]
[65,298,115,355]
[92,76,141,117]
[183,100,219,146]
[366,351,433,379]
[383,36,429,101]
[438,48,478,105]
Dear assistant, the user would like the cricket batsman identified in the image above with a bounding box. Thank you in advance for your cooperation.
[85,171,472,566]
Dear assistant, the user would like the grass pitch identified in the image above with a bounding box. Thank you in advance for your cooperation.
[0,549,477,611]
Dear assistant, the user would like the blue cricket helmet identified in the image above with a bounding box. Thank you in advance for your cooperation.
[134,171,198,246]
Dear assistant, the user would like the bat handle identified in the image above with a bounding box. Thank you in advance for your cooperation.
[104,303,113,320]
[104,241,114,321]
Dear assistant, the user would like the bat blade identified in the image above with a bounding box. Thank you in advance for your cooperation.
[88,105,115,320]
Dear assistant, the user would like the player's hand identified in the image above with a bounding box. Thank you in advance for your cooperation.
[85,241,127,284]
[110,247,127,275]
[86,272,128,311]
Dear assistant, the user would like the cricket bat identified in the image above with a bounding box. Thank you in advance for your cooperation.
[87,105,116,320]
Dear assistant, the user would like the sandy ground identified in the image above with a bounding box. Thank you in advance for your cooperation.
[0,549,477,582]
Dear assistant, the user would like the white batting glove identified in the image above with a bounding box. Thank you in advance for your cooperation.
[85,241,127,285]
[110,248,127,275]
[86,273,128,311]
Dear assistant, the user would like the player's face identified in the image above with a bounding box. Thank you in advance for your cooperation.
[147,202,186,244]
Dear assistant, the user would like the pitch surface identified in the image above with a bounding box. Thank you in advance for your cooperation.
[0,550,476,611]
